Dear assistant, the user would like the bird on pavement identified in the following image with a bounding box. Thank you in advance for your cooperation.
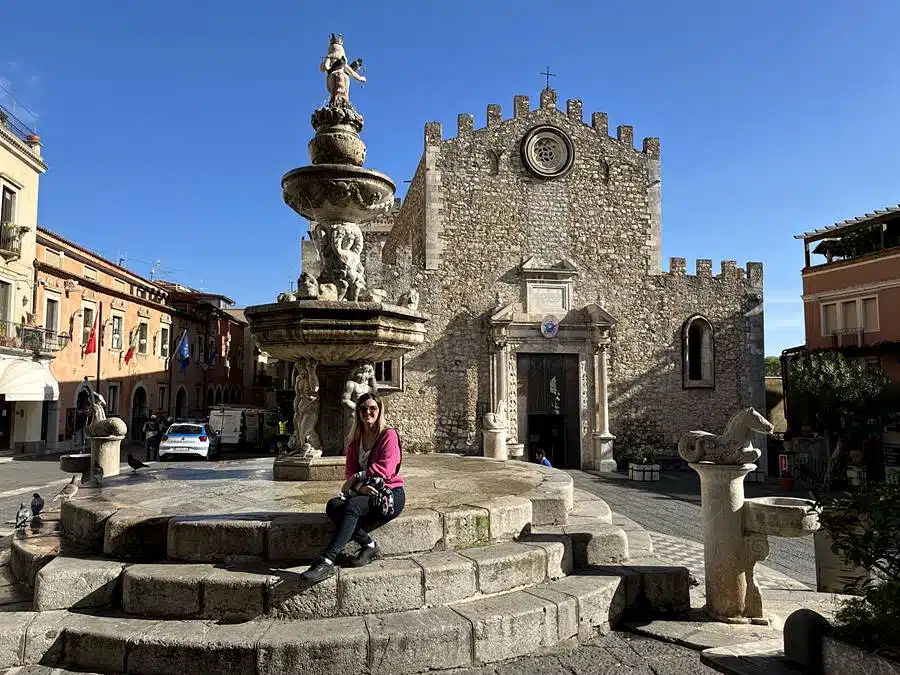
[30,493,44,517]
[127,453,149,472]
[50,475,81,505]
[14,502,30,529]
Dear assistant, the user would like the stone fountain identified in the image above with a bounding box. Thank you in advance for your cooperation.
[678,407,821,624]
[245,34,427,477]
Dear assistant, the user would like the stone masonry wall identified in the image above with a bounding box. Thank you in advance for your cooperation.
[373,90,764,455]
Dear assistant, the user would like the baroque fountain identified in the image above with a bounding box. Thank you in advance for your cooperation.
[245,34,427,477]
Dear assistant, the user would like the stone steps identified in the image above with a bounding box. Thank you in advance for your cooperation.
[115,539,570,621]
[1,568,692,675]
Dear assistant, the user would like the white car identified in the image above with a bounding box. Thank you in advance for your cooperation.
[158,423,220,460]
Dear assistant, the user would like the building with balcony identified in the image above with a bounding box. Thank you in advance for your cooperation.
[35,231,248,449]
[155,282,248,411]
[794,204,900,382]
[0,103,62,454]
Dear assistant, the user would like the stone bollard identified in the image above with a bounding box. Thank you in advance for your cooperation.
[89,435,125,478]
[691,462,757,621]
[86,416,128,479]
[482,428,507,460]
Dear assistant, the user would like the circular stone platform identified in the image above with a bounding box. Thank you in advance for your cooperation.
[67,454,546,515]
[55,454,575,565]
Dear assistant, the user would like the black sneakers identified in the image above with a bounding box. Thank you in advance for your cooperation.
[348,543,381,568]
[299,559,336,583]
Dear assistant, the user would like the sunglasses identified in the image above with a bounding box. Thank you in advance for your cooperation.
[358,405,379,414]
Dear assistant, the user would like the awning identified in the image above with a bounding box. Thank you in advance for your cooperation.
[0,359,59,402]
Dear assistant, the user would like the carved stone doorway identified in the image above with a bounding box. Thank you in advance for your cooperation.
[518,353,580,469]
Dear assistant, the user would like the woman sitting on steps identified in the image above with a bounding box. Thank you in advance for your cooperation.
[301,392,406,583]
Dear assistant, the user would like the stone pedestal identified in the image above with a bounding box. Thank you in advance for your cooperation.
[507,443,524,459]
[273,455,345,481]
[690,462,756,622]
[592,432,617,472]
[89,435,125,478]
[483,429,507,460]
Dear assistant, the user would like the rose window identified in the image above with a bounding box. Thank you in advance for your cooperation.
[521,126,575,179]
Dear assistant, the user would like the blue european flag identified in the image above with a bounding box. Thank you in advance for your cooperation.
[176,329,190,373]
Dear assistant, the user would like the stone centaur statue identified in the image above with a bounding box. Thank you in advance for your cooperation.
[677,407,773,465]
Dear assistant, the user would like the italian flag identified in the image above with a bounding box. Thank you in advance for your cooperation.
[123,329,139,365]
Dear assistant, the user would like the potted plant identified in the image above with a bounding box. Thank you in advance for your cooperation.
[628,447,660,482]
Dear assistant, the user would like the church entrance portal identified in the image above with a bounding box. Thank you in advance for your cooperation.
[518,353,580,469]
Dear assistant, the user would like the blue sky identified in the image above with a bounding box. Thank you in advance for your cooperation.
[2,1,898,354]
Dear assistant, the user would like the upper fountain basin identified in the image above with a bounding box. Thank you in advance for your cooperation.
[244,299,428,364]
[282,164,396,224]
[743,496,821,538]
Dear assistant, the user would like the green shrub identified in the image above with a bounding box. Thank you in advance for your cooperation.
[816,484,900,662]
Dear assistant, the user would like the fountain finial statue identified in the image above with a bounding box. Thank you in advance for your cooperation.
[321,33,366,107]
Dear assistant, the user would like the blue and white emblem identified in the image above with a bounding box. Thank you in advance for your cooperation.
[540,315,559,339]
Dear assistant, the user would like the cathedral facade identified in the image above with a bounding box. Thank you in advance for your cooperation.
[304,87,765,470]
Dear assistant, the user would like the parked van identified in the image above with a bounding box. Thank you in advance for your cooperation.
[208,406,273,449]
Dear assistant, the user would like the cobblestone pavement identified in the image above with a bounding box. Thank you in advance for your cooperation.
[440,631,721,674]
[2,633,721,675]
[569,469,816,588]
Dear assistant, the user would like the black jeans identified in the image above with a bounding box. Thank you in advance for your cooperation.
[322,487,406,562]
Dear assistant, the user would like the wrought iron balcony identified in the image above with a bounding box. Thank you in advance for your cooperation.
[0,102,38,145]
[0,320,71,354]
[0,223,27,260]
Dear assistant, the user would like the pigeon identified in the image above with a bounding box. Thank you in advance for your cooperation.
[30,493,44,517]
[14,502,30,529]
[50,475,81,505]
[127,453,149,472]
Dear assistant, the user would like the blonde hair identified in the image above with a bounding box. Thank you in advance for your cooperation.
[345,393,388,447]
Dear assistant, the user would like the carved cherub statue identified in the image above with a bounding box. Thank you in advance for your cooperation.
[342,363,377,412]
[397,288,419,310]
[320,33,366,107]
[296,272,320,299]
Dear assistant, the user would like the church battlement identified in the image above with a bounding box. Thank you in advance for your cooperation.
[665,257,763,287]
[422,89,660,157]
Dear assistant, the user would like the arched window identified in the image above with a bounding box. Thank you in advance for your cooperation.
[682,315,715,389]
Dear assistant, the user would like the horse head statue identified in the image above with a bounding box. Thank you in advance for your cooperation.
[678,407,773,465]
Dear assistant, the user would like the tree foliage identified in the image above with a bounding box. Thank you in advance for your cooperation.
[764,356,781,377]
[788,351,899,444]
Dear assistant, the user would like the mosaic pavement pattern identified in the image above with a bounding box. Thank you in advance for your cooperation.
[649,531,812,591]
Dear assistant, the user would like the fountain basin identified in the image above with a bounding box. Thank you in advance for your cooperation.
[282,164,395,224]
[744,496,820,538]
[244,300,427,364]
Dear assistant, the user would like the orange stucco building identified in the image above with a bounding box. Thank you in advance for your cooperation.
[35,228,248,449]
[794,205,900,383]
